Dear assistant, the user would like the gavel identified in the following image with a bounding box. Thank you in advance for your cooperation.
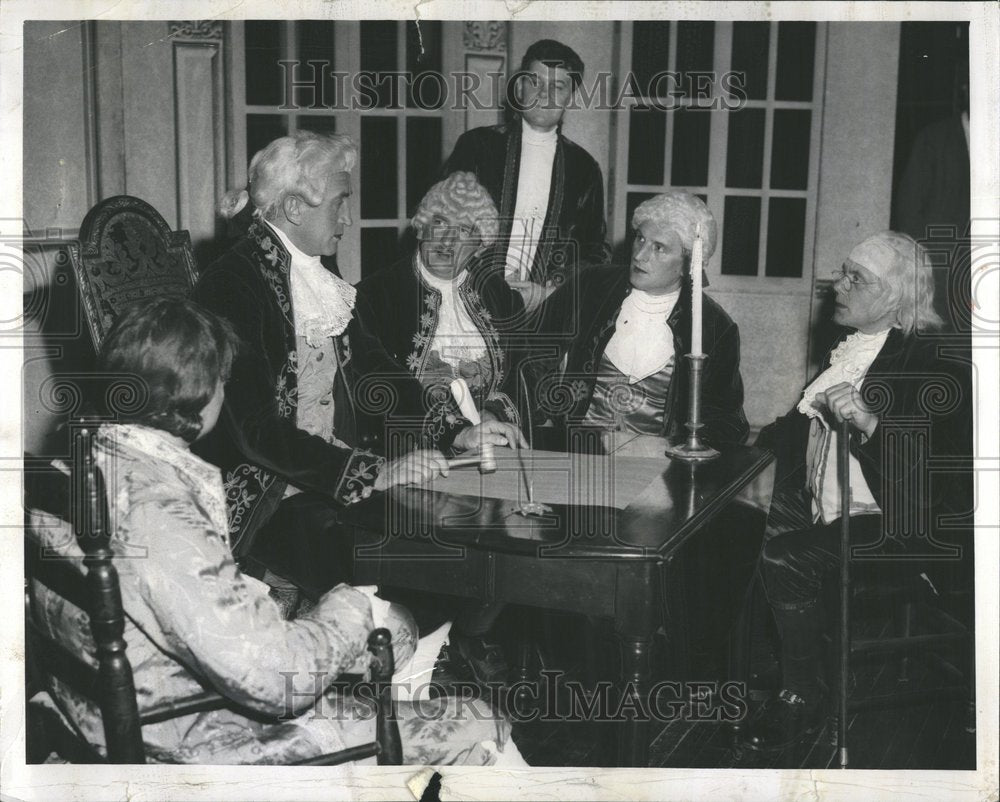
[449,378,497,474]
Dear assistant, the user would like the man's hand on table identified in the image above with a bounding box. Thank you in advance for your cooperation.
[452,420,528,454]
[363,423,527,497]
[370,449,450,494]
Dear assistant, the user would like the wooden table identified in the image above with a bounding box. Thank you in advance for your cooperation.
[341,436,775,767]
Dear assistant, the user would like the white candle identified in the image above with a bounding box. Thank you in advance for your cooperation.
[691,223,704,356]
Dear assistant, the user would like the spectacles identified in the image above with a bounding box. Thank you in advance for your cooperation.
[831,268,878,291]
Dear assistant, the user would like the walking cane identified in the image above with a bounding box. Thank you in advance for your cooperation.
[838,418,851,768]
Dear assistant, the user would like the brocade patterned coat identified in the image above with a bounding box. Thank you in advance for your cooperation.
[26,424,510,765]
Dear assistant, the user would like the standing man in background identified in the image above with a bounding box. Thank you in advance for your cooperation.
[441,39,612,315]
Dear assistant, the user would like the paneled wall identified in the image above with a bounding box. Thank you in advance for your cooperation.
[23,20,229,455]
[24,21,227,271]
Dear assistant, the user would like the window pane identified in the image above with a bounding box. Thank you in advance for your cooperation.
[294,21,335,108]
[360,21,398,108]
[775,22,816,101]
[770,109,811,190]
[731,22,769,101]
[671,108,710,187]
[246,115,287,165]
[297,115,337,135]
[407,117,442,215]
[676,22,715,99]
[721,196,761,276]
[725,107,765,188]
[406,20,443,109]
[361,116,397,218]
[245,21,283,106]
[361,227,401,278]
[765,197,806,277]
[627,108,666,185]
[632,22,670,98]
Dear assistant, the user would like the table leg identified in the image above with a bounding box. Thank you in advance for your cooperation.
[616,634,653,767]
[614,562,660,767]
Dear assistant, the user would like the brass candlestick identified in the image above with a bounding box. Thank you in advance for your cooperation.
[665,353,720,462]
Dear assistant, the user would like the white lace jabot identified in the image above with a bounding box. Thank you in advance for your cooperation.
[797,329,891,422]
[266,222,356,347]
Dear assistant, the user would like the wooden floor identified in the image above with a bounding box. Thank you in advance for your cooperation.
[506,612,976,770]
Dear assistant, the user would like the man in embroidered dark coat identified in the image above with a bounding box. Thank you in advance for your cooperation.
[534,190,749,449]
[355,171,526,437]
[441,39,611,314]
[193,133,523,598]
[354,171,530,681]
[740,231,973,753]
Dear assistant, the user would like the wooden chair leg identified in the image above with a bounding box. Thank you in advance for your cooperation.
[368,628,401,765]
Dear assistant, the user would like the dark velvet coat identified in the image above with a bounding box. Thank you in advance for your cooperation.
[441,122,612,286]
[354,253,527,431]
[534,267,749,447]
[191,222,450,557]
[757,327,973,549]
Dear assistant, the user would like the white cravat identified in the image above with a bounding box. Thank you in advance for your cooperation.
[798,328,891,524]
[603,289,680,383]
[416,257,488,367]
[266,222,356,347]
[798,330,890,420]
[505,119,557,282]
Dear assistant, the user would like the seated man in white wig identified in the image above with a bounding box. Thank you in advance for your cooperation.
[742,231,973,753]
[535,189,749,447]
[192,131,522,603]
[355,171,526,442]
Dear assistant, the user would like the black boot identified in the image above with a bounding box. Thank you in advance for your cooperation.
[743,603,826,752]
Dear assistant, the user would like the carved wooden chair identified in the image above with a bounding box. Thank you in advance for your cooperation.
[24,428,402,765]
[74,196,199,351]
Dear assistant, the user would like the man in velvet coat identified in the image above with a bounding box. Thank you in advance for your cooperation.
[355,172,527,438]
[534,190,749,449]
[741,231,973,753]
[441,39,611,314]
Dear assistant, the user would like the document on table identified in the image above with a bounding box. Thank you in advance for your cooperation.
[424,446,671,510]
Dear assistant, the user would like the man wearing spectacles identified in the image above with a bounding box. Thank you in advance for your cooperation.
[741,231,973,754]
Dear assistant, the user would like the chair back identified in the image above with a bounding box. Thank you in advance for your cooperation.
[25,428,145,762]
[75,196,198,350]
